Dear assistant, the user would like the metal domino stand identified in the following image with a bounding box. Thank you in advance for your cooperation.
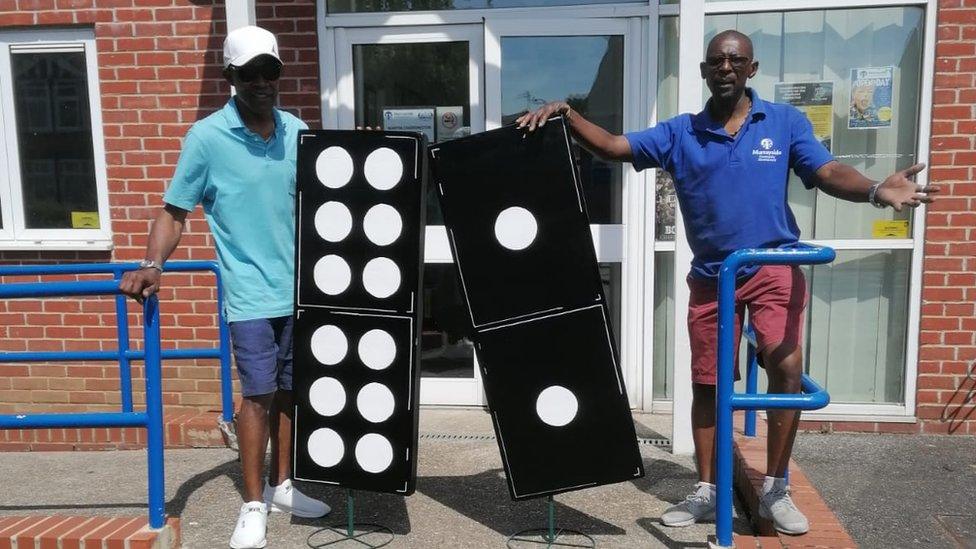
[306,490,394,549]
[507,496,596,549]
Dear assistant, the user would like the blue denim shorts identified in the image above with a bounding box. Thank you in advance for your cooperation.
[228,316,294,397]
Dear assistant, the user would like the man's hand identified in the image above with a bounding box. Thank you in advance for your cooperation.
[875,163,939,211]
[119,268,162,304]
[515,101,571,132]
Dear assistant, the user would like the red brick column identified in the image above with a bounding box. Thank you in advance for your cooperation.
[920,1,976,435]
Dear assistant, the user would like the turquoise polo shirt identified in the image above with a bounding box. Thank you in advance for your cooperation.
[626,89,834,280]
[164,99,307,322]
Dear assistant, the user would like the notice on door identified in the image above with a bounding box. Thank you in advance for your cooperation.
[872,220,909,239]
[383,108,435,142]
[775,81,834,152]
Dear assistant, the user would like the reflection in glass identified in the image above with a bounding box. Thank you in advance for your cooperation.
[329,0,638,13]
[704,7,924,239]
[654,17,680,241]
[501,36,624,224]
[600,262,622,350]
[421,263,474,379]
[353,42,471,225]
[12,51,99,229]
[652,252,674,400]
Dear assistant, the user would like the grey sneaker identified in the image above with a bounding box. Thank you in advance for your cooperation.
[661,482,716,527]
[759,486,809,535]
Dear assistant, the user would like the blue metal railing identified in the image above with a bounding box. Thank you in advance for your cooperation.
[714,245,835,548]
[0,262,234,423]
[0,281,165,527]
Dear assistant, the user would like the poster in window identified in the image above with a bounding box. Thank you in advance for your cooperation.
[774,81,834,153]
[382,107,435,142]
[848,67,894,130]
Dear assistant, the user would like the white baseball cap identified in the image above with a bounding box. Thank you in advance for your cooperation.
[223,26,281,68]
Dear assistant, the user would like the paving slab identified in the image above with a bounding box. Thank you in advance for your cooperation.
[793,433,976,549]
[0,409,749,548]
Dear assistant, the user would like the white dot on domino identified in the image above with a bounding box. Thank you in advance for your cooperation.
[362,257,401,298]
[494,207,538,251]
[316,146,354,189]
[310,325,347,365]
[357,382,395,423]
[535,385,579,427]
[363,204,403,246]
[308,428,344,468]
[315,201,353,243]
[355,433,394,473]
[309,377,346,417]
[358,329,396,370]
[364,148,403,191]
[314,255,352,296]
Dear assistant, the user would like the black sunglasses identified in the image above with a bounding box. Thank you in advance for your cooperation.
[233,60,282,82]
[704,55,752,71]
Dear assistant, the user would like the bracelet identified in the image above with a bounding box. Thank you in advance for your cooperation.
[868,182,886,209]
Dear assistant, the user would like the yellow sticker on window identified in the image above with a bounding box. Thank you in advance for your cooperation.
[71,211,100,229]
[872,220,909,239]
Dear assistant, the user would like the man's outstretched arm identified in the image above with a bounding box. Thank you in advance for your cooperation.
[813,161,939,212]
[515,102,633,162]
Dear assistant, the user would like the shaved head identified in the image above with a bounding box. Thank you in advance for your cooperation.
[706,30,754,60]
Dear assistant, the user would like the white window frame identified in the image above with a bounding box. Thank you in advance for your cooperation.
[0,28,112,251]
[669,0,937,453]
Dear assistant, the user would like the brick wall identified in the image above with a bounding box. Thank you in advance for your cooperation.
[0,1,321,422]
[917,0,976,435]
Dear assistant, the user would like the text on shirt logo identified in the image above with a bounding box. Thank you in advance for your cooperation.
[753,137,781,163]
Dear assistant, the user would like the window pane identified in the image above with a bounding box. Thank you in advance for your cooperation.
[805,249,910,404]
[652,252,675,400]
[329,0,639,14]
[600,262,622,350]
[655,17,679,242]
[12,50,99,229]
[735,250,911,405]
[353,41,471,225]
[501,35,624,224]
[704,7,925,239]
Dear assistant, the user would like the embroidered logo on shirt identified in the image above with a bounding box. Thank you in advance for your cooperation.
[753,137,782,162]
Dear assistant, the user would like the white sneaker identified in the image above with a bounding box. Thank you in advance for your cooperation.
[661,482,716,527]
[229,501,267,549]
[759,486,809,535]
[263,478,330,518]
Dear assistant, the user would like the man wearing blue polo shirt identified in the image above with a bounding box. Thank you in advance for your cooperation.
[517,30,936,535]
[120,26,329,549]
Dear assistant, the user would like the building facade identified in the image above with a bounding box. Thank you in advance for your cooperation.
[0,0,972,449]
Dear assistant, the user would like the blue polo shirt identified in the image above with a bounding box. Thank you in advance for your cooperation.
[626,89,834,280]
[164,99,307,322]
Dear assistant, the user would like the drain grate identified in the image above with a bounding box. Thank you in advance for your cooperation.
[419,432,672,447]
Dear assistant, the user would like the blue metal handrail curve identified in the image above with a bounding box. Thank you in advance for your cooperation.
[0,281,165,528]
[714,244,835,548]
[0,261,233,423]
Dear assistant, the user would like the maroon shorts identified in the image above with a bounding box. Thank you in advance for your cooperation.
[687,265,807,386]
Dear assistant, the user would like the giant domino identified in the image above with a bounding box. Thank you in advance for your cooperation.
[428,116,644,500]
[293,130,427,495]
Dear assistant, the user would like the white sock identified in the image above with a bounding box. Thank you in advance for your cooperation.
[697,481,717,498]
[762,476,787,494]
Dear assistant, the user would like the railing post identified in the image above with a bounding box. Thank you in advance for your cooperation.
[114,267,134,414]
[214,269,234,424]
[715,255,740,549]
[143,295,166,529]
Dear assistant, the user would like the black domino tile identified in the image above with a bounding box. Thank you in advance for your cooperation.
[296,130,426,314]
[292,309,419,494]
[475,305,643,500]
[428,118,603,328]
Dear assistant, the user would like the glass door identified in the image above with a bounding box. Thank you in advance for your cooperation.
[484,18,645,404]
[335,25,486,405]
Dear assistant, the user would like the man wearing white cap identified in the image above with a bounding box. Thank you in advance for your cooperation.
[120,26,330,549]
